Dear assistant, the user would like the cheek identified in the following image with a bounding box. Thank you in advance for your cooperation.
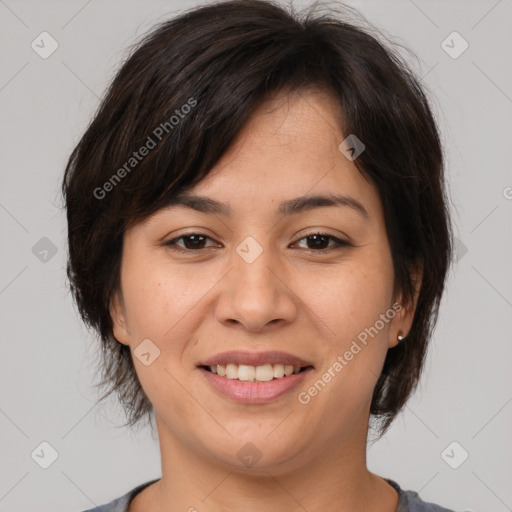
[121,255,202,342]
[297,256,394,342]
[119,263,201,418]
[294,252,394,399]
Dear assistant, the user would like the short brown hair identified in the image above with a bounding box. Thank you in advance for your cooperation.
[62,0,453,438]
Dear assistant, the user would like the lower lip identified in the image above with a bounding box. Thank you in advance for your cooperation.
[199,367,312,403]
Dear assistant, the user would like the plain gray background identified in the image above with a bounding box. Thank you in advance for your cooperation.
[1,0,511,511]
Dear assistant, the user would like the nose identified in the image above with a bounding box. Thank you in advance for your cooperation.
[214,240,298,332]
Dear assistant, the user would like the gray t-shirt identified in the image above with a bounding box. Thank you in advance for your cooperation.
[79,478,459,511]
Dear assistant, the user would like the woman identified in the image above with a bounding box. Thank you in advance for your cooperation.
[63,0,457,510]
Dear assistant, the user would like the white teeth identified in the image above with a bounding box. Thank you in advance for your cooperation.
[238,364,255,381]
[209,363,303,382]
[225,363,238,379]
[273,363,284,378]
[255,364,274,382]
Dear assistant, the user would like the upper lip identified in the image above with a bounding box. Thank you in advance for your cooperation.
[199,350,314,368]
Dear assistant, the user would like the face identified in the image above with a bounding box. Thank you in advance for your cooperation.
[110,88,416,475]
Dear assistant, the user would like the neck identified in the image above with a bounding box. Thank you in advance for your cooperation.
[136,410,398,512]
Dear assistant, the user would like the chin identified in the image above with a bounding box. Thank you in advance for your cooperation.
[203,432,308,475]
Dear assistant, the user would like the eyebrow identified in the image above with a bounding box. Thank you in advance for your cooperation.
[164,192,369,219]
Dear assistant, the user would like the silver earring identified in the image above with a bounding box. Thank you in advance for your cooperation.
[397,332,406,341]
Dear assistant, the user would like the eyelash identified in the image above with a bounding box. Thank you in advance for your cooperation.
[164,232,352,254]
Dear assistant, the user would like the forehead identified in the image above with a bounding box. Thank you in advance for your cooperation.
[171,89,381,220]
[134,88,386,235]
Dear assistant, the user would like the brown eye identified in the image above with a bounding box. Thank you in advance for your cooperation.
[165,234,218,251]
[293,233,352,252]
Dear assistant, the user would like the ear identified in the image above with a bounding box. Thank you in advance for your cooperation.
[388,262,423,349]
[109,289,130,346]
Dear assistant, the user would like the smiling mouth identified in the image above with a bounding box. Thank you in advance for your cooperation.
[200,363,313,382]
